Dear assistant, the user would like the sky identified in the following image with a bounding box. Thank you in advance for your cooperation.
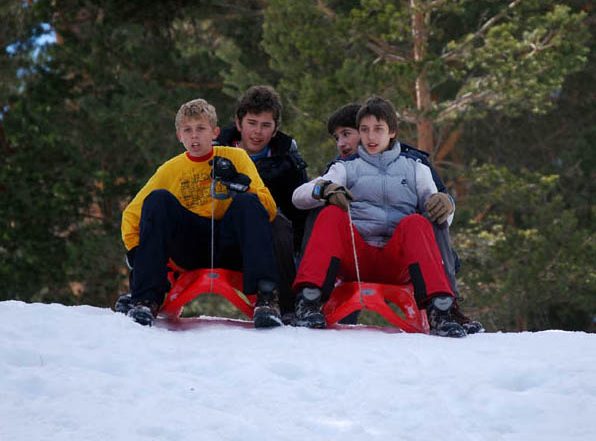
[1,300,595,441]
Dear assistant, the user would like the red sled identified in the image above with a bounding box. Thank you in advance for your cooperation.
[160,268,429,333]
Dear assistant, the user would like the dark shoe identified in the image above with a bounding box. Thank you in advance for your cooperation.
[127,299,160,326]
[281,311,296,325]
[427,295,467,338]
[295,286,326,329]
[253,280,283,328]
[451,302,485,334]
[114,292,133,314]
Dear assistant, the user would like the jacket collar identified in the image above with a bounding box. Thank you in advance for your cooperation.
[215,125,293,156]
[357,141,402,168]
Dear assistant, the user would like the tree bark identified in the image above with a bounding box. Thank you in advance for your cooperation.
[435,126,463,163]
[410,0,434,154]
[0,122,12,155]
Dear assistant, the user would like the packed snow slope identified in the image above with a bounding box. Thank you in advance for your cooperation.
[1,301,595,441]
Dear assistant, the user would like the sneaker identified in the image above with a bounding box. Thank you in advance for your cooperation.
[294,286,326,329]
[427,295,467,338]
[451,302,485,334]
[114,292,133,314]
[253,280,283,328]
[127,299,160,326]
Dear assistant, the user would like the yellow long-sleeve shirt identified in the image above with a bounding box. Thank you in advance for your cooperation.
[121,147,277,250]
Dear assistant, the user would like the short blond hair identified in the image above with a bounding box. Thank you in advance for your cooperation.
[175,98,218,130]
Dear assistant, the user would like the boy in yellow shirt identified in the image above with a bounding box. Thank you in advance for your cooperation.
[120,98,281,328]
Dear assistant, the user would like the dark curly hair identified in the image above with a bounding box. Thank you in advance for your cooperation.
[235,85,283,128]
[326,103,361,135]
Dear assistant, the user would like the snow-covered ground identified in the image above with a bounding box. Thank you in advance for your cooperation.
[1,301,595,441]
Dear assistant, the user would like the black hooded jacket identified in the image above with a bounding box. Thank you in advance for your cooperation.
[216,126,309,247]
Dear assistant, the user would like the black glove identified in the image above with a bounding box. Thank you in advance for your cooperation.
[210,156,251,193]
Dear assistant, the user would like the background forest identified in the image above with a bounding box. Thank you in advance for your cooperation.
[1,0,594,332]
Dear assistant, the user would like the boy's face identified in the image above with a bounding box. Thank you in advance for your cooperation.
[358,115,395,155]
[177,116,220,158]
[235,111,277,154]
[332,126,360,159]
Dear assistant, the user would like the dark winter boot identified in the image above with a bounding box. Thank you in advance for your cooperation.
[451,301,485,334]
[294,286,326,329]
[127,299,160,326]
[253,280,283,328]
[427,295,467,338]
[281,311,297,326]
[114,292,133,314]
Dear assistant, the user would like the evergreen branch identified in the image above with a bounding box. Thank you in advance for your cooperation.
[165,80,223,90]
[395,108,418,125]
[366,37,409,63]
[436,90,494,123]
[426,0,451,11]
[315,0,336,19]
[526,30,557,57]
[441,0,523,62]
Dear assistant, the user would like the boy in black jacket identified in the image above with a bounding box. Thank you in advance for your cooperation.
[216,86,308,319]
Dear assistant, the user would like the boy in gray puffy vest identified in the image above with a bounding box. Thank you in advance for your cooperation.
[292,96,469,337]
[317,102,483,332]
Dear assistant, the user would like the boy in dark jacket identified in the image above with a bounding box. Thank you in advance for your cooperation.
[216,86,308,319]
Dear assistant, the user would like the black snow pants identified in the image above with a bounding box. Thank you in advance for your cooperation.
[130,189,279,304]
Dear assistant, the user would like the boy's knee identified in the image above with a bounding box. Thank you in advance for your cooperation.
[144,189,177,207]
[231,192,259,204]
[321,204,346,216]
[272,213,293,236]
[141,190,178,217]
[401,213,431,229]
[318,205,349,223]
[228,193,268,217]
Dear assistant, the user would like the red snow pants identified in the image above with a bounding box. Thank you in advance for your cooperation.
[294,206,453,304]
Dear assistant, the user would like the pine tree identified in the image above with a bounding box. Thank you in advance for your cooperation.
[0,0,270,306]
[262,0,589,171]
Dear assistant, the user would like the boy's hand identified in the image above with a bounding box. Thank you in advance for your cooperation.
[323,182,353,211]
[425,193,454,224]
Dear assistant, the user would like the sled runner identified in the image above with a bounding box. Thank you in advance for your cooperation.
[159,268,429,333]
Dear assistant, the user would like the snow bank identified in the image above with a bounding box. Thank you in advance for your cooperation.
[1,301,594,441]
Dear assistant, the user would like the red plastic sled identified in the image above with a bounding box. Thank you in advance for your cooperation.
[159,268,429,333]
[160,268,254,319]
[324,282,429,333]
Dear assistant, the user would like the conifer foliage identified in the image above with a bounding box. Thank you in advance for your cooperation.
[0,1,593,331]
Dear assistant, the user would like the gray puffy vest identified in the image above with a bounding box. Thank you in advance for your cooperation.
[344,143,422,246]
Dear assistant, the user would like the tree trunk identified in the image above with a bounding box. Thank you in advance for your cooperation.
[0,122,12,155]
[410,0,434,154]
[435,126,463,163]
